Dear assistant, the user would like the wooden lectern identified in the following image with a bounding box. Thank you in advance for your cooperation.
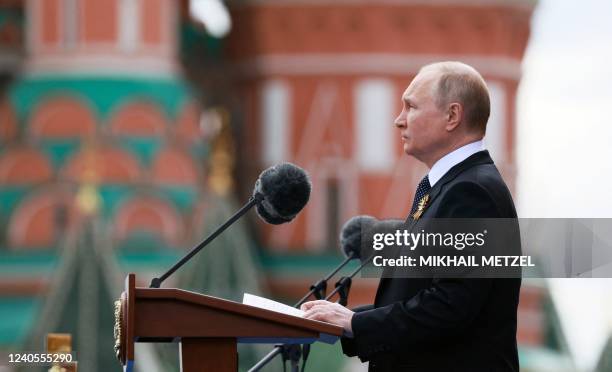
[114,274,343,372]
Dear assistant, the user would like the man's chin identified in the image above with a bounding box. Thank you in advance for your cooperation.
[403,146,423,162]
[403,144,413,155]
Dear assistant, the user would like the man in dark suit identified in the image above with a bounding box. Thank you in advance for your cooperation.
[302,61,520,371]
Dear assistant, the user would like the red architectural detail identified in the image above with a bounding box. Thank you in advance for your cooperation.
[62,145,141,183]
[0,146,53,184]
[40,0,61,46]
[151,146,199,186]
[500,81,519,195]
[141,0,163,45]
[228,4,531,59]
[7,188,75,248]
[28,0,177,75]
[175,101,201,143]
[81,0,117,43]
[0,100,17,142]
[290,79,353,161]
[109,101,167,137]
[517,285,545,346]
[114,195,184,246]
[29,97,97,139]
[0,17,22,46]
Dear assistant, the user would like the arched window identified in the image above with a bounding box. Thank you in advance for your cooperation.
[61,144,141,184]
[109,101,167,137]
[151,146,199,186]
[29,96,97,139]
[0,146,53,184]
[113,195,184,248]
[7,188,74,249]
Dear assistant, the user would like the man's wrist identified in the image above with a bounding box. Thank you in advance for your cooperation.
[344,312,355,338]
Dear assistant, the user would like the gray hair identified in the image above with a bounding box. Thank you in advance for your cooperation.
[421,61,490,134]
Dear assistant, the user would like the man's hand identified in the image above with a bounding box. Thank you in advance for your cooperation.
[301,300,354,334]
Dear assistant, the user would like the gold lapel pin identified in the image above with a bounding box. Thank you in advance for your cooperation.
[412,194,430,220]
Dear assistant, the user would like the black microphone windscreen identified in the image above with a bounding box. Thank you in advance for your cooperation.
[253,163,312,225]
[340,215,378,260]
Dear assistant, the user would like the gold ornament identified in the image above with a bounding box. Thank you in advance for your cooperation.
[412,194,430,220]
[113,299,123,361]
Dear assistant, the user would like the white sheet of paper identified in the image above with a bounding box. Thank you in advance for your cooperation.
[242,293,304,318]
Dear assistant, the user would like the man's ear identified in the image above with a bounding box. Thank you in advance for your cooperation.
[446,102,463,132]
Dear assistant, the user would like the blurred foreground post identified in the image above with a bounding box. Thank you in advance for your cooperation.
[46,333,77,372]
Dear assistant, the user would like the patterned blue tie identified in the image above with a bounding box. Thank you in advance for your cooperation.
[410,175,431,215]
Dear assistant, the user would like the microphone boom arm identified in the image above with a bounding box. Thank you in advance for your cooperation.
[324,252,374,302]
[149,193,264,288]
[296,251,355,303]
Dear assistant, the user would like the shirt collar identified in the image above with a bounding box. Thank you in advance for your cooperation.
[428,140,485,187]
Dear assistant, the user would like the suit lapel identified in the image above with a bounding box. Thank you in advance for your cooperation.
[374,150,493,305]
[404,150,493,226]
[375,151,493,305]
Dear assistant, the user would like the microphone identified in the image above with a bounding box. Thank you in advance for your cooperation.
[251,217,402,372]
[248,215,378,372]
[293,215,377,304]
[339,215,378,260]
[300,216,377,372]
[149,162,311,288]
[325,218,404,303]
[254,163,312,224]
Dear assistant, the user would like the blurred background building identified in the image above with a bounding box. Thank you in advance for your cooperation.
[0,0,584,371]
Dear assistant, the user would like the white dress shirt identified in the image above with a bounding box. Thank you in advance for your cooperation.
[428,140,485,187]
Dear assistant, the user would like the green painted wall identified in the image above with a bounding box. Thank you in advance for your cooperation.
[9,75,195,124]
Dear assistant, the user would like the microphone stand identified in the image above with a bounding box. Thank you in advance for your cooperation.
[297,251,356,303]
[324,252,374,303]
[298,253,375,372]
[249,251,370,372]
[248,251,357,372]
[149,193,264,288]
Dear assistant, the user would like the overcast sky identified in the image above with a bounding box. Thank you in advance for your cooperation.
[517,0,612,370]
[518,0,612,218]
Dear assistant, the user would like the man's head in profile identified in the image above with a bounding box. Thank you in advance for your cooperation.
[395,61,490,167]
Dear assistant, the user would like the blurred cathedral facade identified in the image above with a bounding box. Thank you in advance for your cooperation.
[0,0,577,371]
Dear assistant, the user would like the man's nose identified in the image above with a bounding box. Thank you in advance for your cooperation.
[394,113,406,128]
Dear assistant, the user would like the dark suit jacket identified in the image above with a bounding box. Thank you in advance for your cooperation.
[341,150,521,372]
